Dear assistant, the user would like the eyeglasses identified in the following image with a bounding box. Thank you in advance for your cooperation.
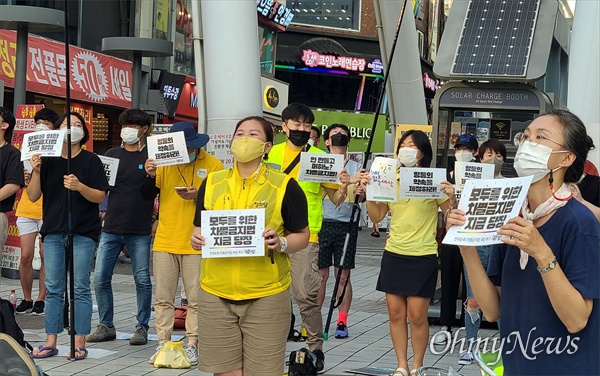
[514,132,566,149]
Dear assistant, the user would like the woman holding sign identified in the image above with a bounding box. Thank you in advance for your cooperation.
[28,112,108,360]
[447,109,599,375]
[361,130,457,376]
[190,116,310,375]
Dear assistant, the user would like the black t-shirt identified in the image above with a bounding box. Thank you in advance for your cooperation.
[102,147,156,234]
[193,178,308,232]
[40,151,109,241]
[0,144,25,212]
[579,173,600,208]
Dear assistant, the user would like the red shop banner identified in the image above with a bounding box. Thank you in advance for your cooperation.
[0,30,132,108]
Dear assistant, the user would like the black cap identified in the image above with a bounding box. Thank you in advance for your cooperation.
[454,134,478,150]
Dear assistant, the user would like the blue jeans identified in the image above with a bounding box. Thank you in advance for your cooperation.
[463,245,491,345]
[43,233,96,335]
[94,233,152,328]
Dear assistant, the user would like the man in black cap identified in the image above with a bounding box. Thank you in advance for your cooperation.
[143,122,223,366]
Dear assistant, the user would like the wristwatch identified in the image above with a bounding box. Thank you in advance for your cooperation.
[279,237,288,253]
[537,257,558,274]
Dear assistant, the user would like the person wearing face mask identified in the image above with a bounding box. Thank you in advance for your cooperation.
[447,109,600,375]
[190,116,309,375]
[432,133,479,348]
[86,109,155,346]
[266,103,348,371]
[28,112,108,360]
[13,108,58,316]
[309,125,321,147]
[456,138,507,365]
[362,130,456,376]
[316,123,366,340]
[142,122,222,365]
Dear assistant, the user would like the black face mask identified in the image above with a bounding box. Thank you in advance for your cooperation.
[330,133,349,147]
[288,129,311,147]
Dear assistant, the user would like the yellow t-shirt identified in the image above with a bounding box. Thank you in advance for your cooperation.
[15,189,43,220]
[153,149,223,254]
[385,196,447,257]
[282,144,338,242]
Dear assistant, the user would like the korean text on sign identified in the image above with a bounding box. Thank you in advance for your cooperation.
[399,167,446,199]
[366,157,398,203]
[298,153,343,184]
[201,209,266,258]
[443,176,533,246]
[454,161,494,191]
[98,155,120,187]
[21,130,66,161]
[147,131,189,167]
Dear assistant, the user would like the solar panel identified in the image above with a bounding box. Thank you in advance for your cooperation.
[451,0,540,77]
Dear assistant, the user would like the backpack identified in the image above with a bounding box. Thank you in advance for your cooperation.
[0,333,45,376]
[288,347,318,376]
[0,298,31,351]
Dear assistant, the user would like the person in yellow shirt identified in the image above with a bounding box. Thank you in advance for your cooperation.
[190,116,309,375]
[362,130,456,376]
[14,108,58,315]
[143,122,223,365]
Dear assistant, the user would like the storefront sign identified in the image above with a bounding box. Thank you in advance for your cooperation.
[423,72,439,92]
[490,119,512,140]
[177,76,199,119]
[439,87,540,108]
[257,0,294,32]
[368,59,384,74]
[0,30,132,108]
[259,26,276,75]
[302,49,367,72]
[261,76,288,116]
[158,71,186,118]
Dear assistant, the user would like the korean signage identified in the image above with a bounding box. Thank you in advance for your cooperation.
[261,76,289,116]
[201,209,266,258]
[21,130,65,160]
[257,0,295,32]
[454,162,494,191]
[206,133,234,169]
[298,153,343,184]
[367,157,398,203]
[443,176,532,246]
[302,49,367,72]
[147,131,190,167]
[0,30,132,108]
[158,71,186,118]
[399,168,446,199]
[98,155,120,187]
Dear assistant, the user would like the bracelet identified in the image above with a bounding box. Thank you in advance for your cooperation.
[279,237,288,253]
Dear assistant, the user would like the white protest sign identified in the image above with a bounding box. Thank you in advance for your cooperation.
[399,167,446,199]
[366,157,397,202]
[298,153,344,183]
[443,176,533,246]
[98,156,120,187]
[20,130,65,161]
[201,209,266,258]
[147,131,189,167]
[454,162,495,190]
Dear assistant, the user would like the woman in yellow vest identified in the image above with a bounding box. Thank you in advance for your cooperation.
[361,130,456,376]
[190,116,309,375]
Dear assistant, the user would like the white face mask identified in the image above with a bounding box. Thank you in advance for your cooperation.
[307,139,315,146]
[64,126,85,144]
[455,150,474,162]
[513,141,567,183]
[120,127,141,145]
[35,124,51,132]
[398,147,420,167]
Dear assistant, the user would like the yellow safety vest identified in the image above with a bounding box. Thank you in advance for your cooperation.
[201,164,292,300]
[267,143,324,239]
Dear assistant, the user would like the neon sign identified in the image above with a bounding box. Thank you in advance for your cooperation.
[301,49,367,72]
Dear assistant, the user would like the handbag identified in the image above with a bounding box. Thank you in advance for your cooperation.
[153,340,191,369]
[174,306,187,330]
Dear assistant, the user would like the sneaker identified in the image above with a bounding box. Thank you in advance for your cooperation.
[313,349,325,374]
[184,343,198,366]
[86,324,117,342]
[31,301,45,315]
[15,300,33,314]
[432,326,451,345]
[458,351,474,365]
[148,342,165,364]
[334,322,349,339]
[129,326,148,345]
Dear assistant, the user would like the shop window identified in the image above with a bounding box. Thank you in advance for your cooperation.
[290,0,361,31]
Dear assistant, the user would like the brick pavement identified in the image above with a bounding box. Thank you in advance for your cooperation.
[0,229,496,375]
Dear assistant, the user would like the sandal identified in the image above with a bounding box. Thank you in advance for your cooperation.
[67,347,88,360]
[390,367,409,376]
[32,345,59,359]
[410,370,418,376]
[371,231,380,237]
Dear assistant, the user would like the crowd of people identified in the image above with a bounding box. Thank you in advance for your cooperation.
[0,102,598,375]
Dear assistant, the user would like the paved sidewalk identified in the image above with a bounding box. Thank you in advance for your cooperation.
[0,229,496,375]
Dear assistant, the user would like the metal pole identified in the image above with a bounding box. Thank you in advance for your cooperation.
[132,50,142,109]
[13,22,28,113]
[190,0,207,133]
[323,0,409,340]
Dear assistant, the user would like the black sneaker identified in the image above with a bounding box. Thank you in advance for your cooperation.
[312,349,325,374]
[15,300,33,314]
[31,301,45,315]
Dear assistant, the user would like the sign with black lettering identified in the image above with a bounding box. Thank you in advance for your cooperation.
[201,209,265,258]
[98,155,120,187]
[366,157,397,202]
[490,119,511,140]
[147,131,189,167]
[443,176,533,246]
[298,153,343,184]
[21,130,65,161]
[454,162,494,191]
[399,167,446,199]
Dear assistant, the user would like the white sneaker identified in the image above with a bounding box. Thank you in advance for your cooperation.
[184,343,198,366]
[458,351,474,365]
[148,341,165,364]
[432,326,451,345]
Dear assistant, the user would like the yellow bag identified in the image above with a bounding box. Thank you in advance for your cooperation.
[153,340,191,369]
